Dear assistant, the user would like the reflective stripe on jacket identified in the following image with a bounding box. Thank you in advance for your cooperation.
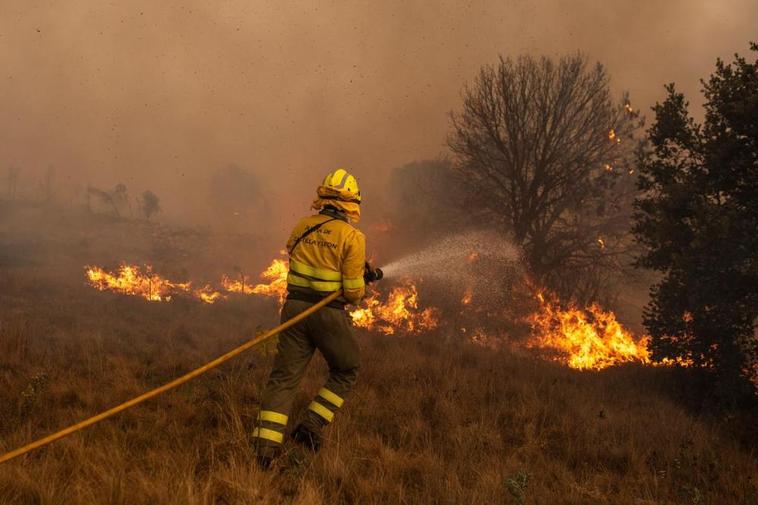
[286,213,366,304]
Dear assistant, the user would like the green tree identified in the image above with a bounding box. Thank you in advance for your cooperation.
[634,44,758,403]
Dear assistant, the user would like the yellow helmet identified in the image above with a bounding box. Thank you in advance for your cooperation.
[319,168,361,203]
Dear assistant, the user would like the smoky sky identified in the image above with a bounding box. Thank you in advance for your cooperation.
[2,0,756,226]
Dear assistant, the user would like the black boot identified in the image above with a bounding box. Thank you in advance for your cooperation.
[290,424,321,452]
[252,439,279,471]
[257,454,274,470]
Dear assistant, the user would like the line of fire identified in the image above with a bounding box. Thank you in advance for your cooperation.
[84,254,695,373]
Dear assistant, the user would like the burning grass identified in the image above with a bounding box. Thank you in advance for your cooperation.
[221,256,290,304]
[349,281,439,335]
[86,259,441,336]
[85,264,223,304]
[85,257,699,373]
[527,291,653,370]
[0,272,755,504]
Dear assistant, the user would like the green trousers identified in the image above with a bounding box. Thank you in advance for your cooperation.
[253,299,360,455]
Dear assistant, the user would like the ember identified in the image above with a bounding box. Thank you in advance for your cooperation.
[461,287,473,305]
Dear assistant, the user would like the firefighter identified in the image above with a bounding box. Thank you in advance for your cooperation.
[253,168,379,469]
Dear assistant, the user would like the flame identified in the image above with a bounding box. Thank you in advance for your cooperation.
[253,259,289,301]
[86,264,173,302]
[84,264,213,303]
[84,260,706,374]
[527,291,652,370]
[194,284,224,304]
[83,257,436,336]
[350,281,439,335]
[222,261,441,335]
[85,258,287,306]
[222,258,289,303]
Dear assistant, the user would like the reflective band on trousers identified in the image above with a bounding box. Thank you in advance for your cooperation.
[252,427,284,444]
[318,388,344,408]
[290,258,343,281]
[287,273,342,292]
[258,410,288,426]
[308,401,334,422]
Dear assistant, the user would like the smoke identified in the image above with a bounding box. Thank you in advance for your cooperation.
[2,0,756,231]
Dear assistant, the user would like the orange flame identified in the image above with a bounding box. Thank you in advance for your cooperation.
[350,281,439,335]
[222,258,289,304]
[85,264,177,302]
[85,264,223,303]
[195,284,224,304]
[527,291,652,370]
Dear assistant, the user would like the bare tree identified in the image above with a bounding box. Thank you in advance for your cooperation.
[87,186,118,216]
[87,183,130,217]
[448,54,643,301]
[111,183,129,216]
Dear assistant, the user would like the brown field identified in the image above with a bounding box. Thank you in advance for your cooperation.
[0,205,756,504]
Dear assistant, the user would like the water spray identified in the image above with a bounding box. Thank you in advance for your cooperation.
[379,230,519,281]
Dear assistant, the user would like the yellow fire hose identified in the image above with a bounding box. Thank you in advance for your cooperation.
[0,290,343,465]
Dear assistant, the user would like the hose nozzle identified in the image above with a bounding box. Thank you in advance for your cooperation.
[364,263,383,284]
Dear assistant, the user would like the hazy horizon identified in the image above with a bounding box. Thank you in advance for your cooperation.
[3,0,756,228]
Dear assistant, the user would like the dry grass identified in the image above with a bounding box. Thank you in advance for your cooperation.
[0,270,756,505]
[0,207,756,504]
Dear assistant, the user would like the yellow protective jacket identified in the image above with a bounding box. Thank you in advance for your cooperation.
[286,211,366,304]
